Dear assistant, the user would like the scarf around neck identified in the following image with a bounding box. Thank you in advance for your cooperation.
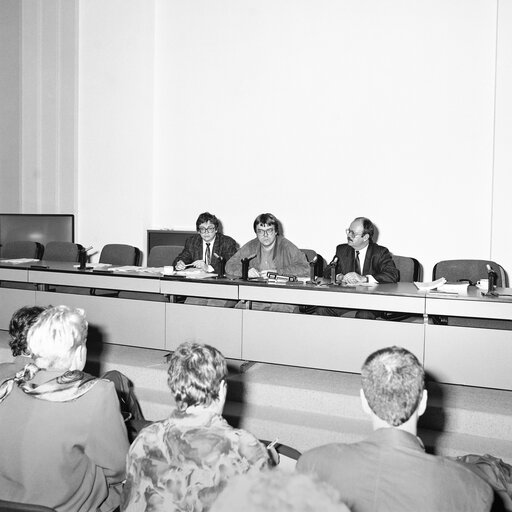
[0,363,99,404]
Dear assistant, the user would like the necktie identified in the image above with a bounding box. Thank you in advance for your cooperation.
[355,250,361,275]
[205,243,211,266]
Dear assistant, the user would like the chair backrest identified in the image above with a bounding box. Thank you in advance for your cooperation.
[1,241,44,260]
[99,244,141,266]
[0,500,57,512]
[300,248,325,277]
[43,241,84,262]
[432,259,508,287]
[392,255,422,282]
[147,245,183,267]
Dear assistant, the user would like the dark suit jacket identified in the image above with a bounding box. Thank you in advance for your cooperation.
[323,241,399,283]
[173,233,238,274]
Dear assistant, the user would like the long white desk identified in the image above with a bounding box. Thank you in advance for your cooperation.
[1,262,512,389]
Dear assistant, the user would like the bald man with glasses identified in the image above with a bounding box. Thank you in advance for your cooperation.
[314,217,399,317]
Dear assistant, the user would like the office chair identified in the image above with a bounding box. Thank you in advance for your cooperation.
[1,241,44,260]
[43,241,84,262]
[432,259,508,287]
[391,255,422,282]
[381,255,422,322]
[0,500,57,512]
[300,248,325,277]
[91,244,142,297]
[99,244,141,266]
[432,259,510,327]
[147,245,183,267]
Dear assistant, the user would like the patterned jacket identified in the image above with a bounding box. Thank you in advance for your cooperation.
[121,410,269,512]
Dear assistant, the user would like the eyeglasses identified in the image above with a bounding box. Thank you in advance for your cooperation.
[256,228,275,237]
[346,229,364,238]
[198,226,216,234]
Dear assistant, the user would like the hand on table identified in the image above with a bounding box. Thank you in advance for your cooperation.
[342,272,367,285]
[192,260,208,271]
[175,260,186,271]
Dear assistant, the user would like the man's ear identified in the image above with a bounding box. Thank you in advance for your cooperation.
[360,388,372,415]
[417,389,428,417]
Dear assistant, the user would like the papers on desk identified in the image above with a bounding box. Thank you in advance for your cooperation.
[415,277,469,295]
[73,263,112,270]
[109,266,143,272]
[175,268,218,279]
[414,278,446,291]
[0,258,39,264]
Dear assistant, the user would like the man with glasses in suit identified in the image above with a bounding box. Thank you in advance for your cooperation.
[314,217,399,317]
[174,212,238,274]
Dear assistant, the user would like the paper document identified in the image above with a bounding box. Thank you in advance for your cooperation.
[0,258,39,264]
[414,278,446,291]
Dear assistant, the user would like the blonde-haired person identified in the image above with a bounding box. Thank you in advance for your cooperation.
[0,305,129,512]
[122,342,271,512]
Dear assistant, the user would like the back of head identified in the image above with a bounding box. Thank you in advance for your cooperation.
[361,346,424,426]
[27,305,88,370]
[211,468,349,512]
[167,342,227,412]
[8,305,46,357]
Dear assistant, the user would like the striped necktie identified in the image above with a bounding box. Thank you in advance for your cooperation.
[205,243,211,266]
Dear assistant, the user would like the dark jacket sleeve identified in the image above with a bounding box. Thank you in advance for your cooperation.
[173,235,199,266]
[368,244,400,283]
[211,235,239,274]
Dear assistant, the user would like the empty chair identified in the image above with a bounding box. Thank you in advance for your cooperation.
[99,244,141,266]
[147,245,183,267]
[391,255,422,282]
[433,259,508,287]
[0,500,57,512]
[1,241,44,260]
[43,241,84,263]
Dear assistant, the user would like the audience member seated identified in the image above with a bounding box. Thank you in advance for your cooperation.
[226,212,309,312]
[0,305,129,512]
[297,346,493,512]
[0,305,46,381]
[121,342,270,512]
[314,216,399,318]
[210,468,350,512]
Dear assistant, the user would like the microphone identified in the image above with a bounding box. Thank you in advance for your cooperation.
[330,256,338,284]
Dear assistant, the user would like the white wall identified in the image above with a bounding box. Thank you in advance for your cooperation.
[492,0,512,277]
[153,0,501,277]
[0,0,21,212]
[78,0,155,260]
[5,0,512,279]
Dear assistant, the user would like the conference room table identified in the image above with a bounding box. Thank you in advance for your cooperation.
[0,260,511,390]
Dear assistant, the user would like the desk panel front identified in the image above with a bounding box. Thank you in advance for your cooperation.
[165,303,242,359]
[36,291,166,349]
[424,324,512,390]
[242,310,425,372]
[238,282,424,313]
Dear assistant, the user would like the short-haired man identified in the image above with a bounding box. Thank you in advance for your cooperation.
[225,213,309,312]
[315,217,399,317]
[226,213,309,279]
[174,212,238,274]
[325,217,399,285]
[297,346,493,512]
